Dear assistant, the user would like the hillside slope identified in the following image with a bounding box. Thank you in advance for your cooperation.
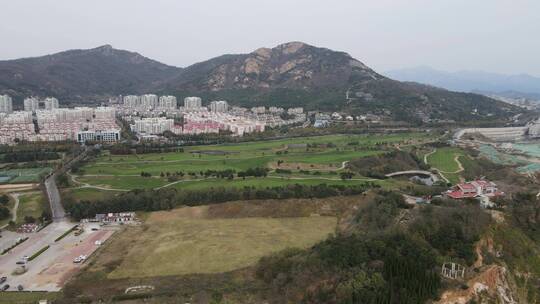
[0,42,522,121]
[0,45,181,103]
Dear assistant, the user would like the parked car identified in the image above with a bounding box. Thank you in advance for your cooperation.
[0,277,6,284]
[15,261,25,265]
[1,284,9,291]
[17,284,23,291]
[91,227,99,231]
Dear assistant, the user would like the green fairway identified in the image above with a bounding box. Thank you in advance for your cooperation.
[74,175,387,191]
[65,187,121,202]
[427,147,465,173]
[77,132,432,192]
[76,176,169,190]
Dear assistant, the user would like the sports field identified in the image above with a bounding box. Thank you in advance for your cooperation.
[106,206,337,278]
[76,133,432,191]
[0,167,52,184]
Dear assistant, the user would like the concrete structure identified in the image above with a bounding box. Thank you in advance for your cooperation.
[527,118,540,138]
[209,100,228,113]
[184,96,202,111]
[23,97,40,112]
[43,97,59,110]
[0,94,13,113]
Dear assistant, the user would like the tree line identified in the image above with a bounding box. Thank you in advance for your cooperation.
[63,183,375,220]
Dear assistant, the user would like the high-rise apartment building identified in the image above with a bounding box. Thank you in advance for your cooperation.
[24,97,40,112]
[184,97,202,111]
[209,100,229,113]
[0,95,13,113]
[44,97,59,110]
[159,95,177,109]
[140,94,159,108]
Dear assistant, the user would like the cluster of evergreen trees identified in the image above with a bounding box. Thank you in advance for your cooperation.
[2,151,61,163]
[254,190,492,303]
[0,194,11,220]
[64,183,374,220]
[237,167,268,178]
[257,233,441,304]
[109,143,184,155]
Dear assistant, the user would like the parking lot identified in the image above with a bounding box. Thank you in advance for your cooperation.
[0,221,115,291]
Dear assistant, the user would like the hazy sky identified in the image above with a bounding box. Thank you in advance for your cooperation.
[1,0,539,76]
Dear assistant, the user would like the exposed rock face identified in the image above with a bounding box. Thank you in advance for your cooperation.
[173,41,382,92]
[436,265,517,304]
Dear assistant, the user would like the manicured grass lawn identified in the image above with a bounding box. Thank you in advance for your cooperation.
[73,175,385,191]
[16,192,45,224]
[80,133,432,181]
[107,209,337,278]
[172,176,382,191]
[76,176,169,190]
[76,133,433,191]
[427,147,465,173]
[66,187,121,202]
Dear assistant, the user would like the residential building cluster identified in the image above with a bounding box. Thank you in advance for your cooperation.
[0,94,120,145]
[123,96,305,137]
[131,117,181,135]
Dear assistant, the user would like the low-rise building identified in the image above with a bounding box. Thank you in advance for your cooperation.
[445,179,504,199]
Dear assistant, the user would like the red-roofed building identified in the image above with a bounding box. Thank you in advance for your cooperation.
[445,179,504,199]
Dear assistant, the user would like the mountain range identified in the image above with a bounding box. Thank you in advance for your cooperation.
[0,42,522,122]
[385,66,540,96]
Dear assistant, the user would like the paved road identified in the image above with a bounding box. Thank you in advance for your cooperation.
[44,147,88,222]
[45,174,65,221]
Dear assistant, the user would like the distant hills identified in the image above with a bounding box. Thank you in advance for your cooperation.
[385,66,540,96]
[0,45,181,103]
[0,43,523,122]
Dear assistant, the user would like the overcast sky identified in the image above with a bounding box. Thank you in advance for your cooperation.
[1,0,539,76]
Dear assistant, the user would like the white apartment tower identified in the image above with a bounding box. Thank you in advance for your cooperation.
[24,97,40,112]
[184,97,202,111]
[209,100,228,113]
[123,95,140,108]
[0,95,13,113]
[140,94,159,108]
[159,95,177,109]
[44,97,59,110]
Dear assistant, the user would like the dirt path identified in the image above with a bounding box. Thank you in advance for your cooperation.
[424,149,464,183]
[424,148,436,164]
[68,173,129,192]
